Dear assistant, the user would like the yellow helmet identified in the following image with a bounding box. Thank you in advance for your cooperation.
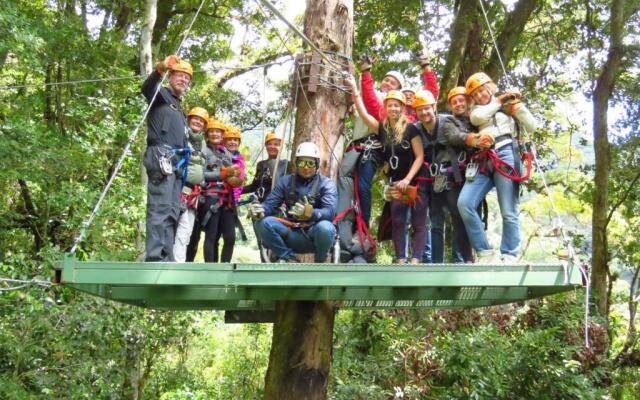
[264,131,281,144]
[412,90,436,109]
[224,125,242,140]
[207,118,227,133]
[465,72,493,95]
[171,59,193,77]
[188,107,209,122]
[447,86,467,103]
[383,90,406,105]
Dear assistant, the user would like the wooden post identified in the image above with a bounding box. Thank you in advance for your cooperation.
[263,1,353,399]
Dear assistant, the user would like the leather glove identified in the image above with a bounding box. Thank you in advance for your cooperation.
[501,98,522,115]
[287,196,314,220]
[383,184,398,201]
[414,50,431,68]
[477,132,495,148]
[465,133,495,149]
[357,54,376,72]
[248,201,265,220]
[465,133,481,148]
[497,89,522,105]
[226,176,243,187]
[156,54,179,74]
[220,164,240,179]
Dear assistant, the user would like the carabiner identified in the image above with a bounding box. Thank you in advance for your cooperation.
[429,163,439,177]
[257,186,266,201]
[401,140,411,150]
[458,151,467,164]
[389,155,399,170]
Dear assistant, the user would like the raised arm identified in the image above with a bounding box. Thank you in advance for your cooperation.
[344,75,380,132]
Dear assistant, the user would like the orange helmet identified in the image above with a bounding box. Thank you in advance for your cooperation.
[188,107,209,122]
[207,118,227,133]
[224,125,242,140]
[465,72,493,95]
[447,86,467,103]
[264,131,281,144]
[171,59,193,78]
[383,90,406,105]
[412,90,436,109]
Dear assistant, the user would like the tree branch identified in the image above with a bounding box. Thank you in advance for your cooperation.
[606,170,640,226]
[216,52,290,88]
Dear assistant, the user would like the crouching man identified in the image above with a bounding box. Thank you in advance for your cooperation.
[249,142,337,263]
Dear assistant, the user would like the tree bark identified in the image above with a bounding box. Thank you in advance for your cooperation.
[139,0,157,76]
[438,0,476,110]
[591,0,627,320]
[263,1,353,398]
[485,0,540,83]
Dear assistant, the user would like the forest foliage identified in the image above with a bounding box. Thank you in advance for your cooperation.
[1,0,639,398]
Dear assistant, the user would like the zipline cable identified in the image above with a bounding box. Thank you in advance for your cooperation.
[69,0,209,254]
[256,0,345,72]
[0,60,292,91]
[477,0,590,348]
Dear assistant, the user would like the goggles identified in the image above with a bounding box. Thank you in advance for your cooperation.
[296,160,317,169]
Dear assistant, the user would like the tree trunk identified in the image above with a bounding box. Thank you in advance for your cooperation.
[263,1,353,398]
[438,0,476,110]
[139,0,157,76]
[591,0,626,320]
[152,0,176,48]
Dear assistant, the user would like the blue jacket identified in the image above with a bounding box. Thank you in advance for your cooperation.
[262,173,337,222]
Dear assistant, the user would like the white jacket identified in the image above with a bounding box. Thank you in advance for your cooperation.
[470,99,538,144]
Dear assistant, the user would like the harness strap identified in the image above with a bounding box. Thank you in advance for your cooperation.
[333,171,378,256]
[471,148,533,183]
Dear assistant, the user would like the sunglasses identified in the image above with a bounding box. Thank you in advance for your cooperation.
[296,160,316,169]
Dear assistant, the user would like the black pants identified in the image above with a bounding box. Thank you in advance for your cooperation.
[186,197,236,262]
[430,185,473,263]
[145,173,181,262]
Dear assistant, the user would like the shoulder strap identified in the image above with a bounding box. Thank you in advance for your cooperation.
[286,175,297,208]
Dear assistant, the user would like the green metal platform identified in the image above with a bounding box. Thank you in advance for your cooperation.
[57,254,582,311]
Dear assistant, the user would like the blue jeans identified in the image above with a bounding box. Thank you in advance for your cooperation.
[457,145,520,257]
[256,217,336,262]
[357,159,376,226]
[422,229,432,263]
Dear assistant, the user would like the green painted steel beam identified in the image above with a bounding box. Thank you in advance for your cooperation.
[58,254,582,311]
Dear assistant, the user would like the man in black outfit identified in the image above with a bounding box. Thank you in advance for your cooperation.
[141,55,193,261]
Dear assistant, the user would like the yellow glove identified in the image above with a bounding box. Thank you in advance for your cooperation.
[287,196,314,220]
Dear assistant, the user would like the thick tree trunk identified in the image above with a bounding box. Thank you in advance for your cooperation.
[152,0,176,48]
[438,1,476,110]
[591,0,626,320]
[139,0,157,76]
[263,1,353,398]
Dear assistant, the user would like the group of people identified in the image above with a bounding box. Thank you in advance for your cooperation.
[142,53,537,265]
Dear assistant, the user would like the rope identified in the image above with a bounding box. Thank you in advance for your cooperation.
[256,0,345,72]
[254,2,342,170]
[69,0,208,254]
[477,0,590,348]
[477,0,511,86]
[0,60,292,91]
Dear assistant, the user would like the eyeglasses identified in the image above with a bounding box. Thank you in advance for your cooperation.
[296,160,316,169]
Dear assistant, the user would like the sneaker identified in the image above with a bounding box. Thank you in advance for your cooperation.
[501,254,519,264]
[475,250,500,264]
[277,254,301,263]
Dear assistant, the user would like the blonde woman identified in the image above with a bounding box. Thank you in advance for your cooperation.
[345,76,427,264]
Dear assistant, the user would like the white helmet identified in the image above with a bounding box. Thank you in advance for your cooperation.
[295,142,320,159]
[384,70,405,89]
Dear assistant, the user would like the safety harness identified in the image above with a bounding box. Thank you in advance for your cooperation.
[333,169,378,256]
